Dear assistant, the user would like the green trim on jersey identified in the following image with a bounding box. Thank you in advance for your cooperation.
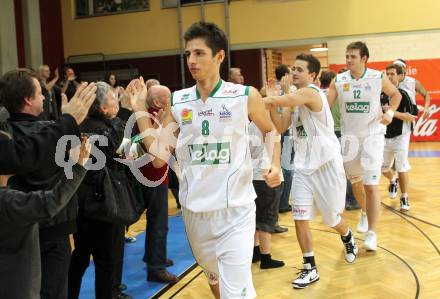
[195,79,223,99]
[381,72,384,79]
[170,92,174,106]
[307,84,320,93]
[172,99,198,106]
[350,68,367,80]
[245,85,250,96]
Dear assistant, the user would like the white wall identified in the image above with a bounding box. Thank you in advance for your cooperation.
[328,29,440,65]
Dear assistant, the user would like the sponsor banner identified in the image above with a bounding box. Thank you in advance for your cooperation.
[330,58,440,141]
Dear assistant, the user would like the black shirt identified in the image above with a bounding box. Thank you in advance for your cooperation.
[380,88,413,139]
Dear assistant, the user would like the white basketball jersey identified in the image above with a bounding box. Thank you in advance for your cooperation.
[335,68,386,137]
[399,76,417,105]
[291,84,342,175]
[171,80,256,212]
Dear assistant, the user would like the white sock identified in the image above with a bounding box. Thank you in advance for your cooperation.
[303,251,314,257]
[401,193,408,198]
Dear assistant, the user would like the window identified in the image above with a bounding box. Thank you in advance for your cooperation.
[162,0,226,9]
[75,0,149,18]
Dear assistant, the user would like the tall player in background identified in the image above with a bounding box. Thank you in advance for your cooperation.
[327,41,401,251]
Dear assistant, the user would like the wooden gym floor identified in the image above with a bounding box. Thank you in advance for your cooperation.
[129,142,440,299]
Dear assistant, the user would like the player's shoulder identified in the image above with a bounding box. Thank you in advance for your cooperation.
[215,81,249,98]
[172,86,196,106]
[335,70,351,83]
[364,68,383,79]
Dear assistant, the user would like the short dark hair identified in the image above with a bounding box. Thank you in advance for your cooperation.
[184,22,228,56]
[296,53,321,80]
[275,64,290,81]
[386,63,404,75]
[346,41,369,59]
[0,68,38,113]
[319,70,336,88]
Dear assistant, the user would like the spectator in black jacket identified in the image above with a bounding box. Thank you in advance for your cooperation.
[0,68,96,299]
[68,81,130,299]
[0,133,90,299]
[0,69,96,175]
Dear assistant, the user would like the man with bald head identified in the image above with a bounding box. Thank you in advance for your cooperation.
[146,85,170,109]
[139,84,178,283]
[229,67,244,84]
[146,79,160,90]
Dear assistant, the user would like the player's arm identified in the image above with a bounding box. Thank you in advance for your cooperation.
[326,78,338,107]
[394,111,416,122]
[381,75,402,125]
[127,77,178,168]
[415,79,431,120]
[264,87,320,111]
[248,87,281,188]
[268,107,292,135]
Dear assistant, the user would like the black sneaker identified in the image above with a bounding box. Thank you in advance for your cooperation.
[388,180,398,199]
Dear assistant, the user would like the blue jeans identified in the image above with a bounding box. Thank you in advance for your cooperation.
[142,184,169,272]
[40,235,71,299]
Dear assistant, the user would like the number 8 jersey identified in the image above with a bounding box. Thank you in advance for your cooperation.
[171,80,256,212]
[335,68,386,137]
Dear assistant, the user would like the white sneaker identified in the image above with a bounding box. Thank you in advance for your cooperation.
[400,197,410,211]
[292,263,319,289]
[341,230,358,263]
[357,213,368,233]
[364,230,377,251]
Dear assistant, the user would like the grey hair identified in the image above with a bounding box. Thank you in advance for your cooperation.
[95,81,111,105]
[229,67,241,78]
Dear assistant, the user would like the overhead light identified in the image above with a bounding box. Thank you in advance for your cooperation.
[310,43,328,52]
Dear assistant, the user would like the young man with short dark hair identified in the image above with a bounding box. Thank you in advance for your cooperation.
[381,64,417,210]
[127,22,281,298]
[264,53,358,289]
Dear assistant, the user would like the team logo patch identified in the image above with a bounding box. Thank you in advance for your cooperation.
[219,104,232,122]
[364,83,372,92]
[181,108,193,124]
[293,207,307,216]
[345,102,370,113]
[198,108,215,117]
[181,93,190,100]
[188,142,231,165]
[343,83,350,92]
[296,125,307,138]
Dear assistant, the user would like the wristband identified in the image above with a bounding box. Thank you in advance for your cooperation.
[385,109,394,118]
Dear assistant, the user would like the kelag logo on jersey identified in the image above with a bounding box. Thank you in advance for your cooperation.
[188,142,231,165]
[345,102,370,113]
[219,104,232,122]
[181,109,193,125]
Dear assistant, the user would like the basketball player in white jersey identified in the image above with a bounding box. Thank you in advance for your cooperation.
[381,63,417,211]
[126,22,281,299]
[327,42,402,251]
[387,58,431,197]
[264,54,358,289]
